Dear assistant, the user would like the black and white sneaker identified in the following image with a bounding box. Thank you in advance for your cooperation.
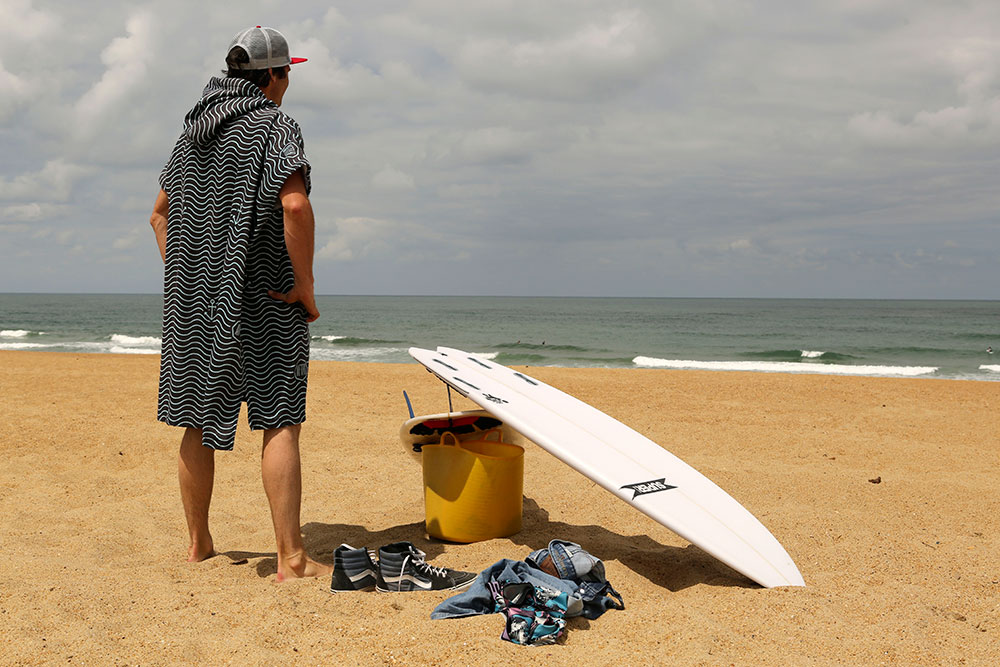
[330,544,384,592]
[375,541,477,593]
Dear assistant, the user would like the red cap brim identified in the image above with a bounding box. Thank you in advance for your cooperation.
[290,57,308,65]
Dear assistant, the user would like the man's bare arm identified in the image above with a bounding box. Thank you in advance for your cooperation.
[268,169,320,322]
[150,189,169,263]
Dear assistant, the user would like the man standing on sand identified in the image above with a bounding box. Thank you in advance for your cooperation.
[149,26,329,581]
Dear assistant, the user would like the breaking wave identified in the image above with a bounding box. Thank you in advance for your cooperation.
[110,334,162,346]
[633,356,938,377]
[311,335,402,346]
[310,346,407,362]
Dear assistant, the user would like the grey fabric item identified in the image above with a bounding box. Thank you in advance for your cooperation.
[527,540,625,618]
[433,542,626,621]
[527,539,606,582]
[430,559,584,620]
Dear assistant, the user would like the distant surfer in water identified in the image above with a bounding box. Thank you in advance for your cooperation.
[988,346,994,354]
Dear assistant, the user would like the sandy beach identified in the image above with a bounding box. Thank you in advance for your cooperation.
[1,351,997,664]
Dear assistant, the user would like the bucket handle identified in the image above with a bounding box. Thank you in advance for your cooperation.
[438,428,504,447]
[479,428,503,443]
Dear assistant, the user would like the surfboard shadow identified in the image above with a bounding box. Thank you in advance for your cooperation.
[512,496,758,592]
[293,499,757,591]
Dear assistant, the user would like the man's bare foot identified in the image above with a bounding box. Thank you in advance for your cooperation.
[187,538,215,562]
[275,551,332,581]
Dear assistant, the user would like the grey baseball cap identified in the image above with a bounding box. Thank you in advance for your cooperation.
[228,26,307,70]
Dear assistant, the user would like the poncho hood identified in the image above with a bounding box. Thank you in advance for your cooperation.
[183,77,276,146]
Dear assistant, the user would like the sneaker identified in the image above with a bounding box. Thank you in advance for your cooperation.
[330,544,383,592]
[376,541,477,593]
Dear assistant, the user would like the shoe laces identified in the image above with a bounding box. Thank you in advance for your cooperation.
[403,548,448,579]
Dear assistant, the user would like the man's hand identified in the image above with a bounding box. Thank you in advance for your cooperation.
[268,285,320,322]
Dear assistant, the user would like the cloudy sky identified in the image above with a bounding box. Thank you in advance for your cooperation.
[1,0,998,298]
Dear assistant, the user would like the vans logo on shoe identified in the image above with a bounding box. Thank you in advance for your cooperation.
[385,574,433,590]
[348,569,375,583]
[621,478,677,500]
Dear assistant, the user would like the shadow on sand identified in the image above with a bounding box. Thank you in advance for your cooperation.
[252,496,758,590]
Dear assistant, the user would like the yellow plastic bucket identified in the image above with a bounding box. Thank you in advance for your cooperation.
[422,429,524,543]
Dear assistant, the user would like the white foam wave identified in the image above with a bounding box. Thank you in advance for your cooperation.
[980,365,1000,373]
[310,346,405,362]
[1,341,140,353]
[0,342,49,350]
[470,351,498,361]
[633,356,937,377]
[314,335,347,342]
[110,346,160,355]
[1,329,31,337]
[68,342,109,350]
[800,350,823,358]
[110,334,162,346]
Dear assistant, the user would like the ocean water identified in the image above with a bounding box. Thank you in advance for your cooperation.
[1,294,998,381]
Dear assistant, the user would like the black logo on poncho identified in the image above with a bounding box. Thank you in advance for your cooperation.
[621,478,677,500]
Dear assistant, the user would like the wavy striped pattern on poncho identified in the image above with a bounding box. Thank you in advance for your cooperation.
[157,77,312,450]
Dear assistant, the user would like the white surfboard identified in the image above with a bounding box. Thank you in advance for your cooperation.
[409,346,805,588]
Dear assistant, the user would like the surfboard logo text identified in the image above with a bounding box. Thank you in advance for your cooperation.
[483,393,508,405]
[621,478,677,499]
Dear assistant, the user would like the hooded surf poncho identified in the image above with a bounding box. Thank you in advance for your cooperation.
[157,77,311,450]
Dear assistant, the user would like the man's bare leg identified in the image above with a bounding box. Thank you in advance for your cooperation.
[178,427,216,561]
[261,424,331,581]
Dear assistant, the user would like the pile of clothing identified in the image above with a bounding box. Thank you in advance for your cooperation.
[432,539,625,646]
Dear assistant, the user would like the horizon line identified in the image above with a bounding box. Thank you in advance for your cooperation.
[0,292,997,302]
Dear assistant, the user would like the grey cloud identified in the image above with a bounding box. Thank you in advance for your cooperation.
[0,0,997,297]
[429,127,538,166]
[75,13,150,110]
[0,160,89,202]
[0,0,58,44]
[0,203,70,222]
[371,165,416,190]
[454,9,667,100]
